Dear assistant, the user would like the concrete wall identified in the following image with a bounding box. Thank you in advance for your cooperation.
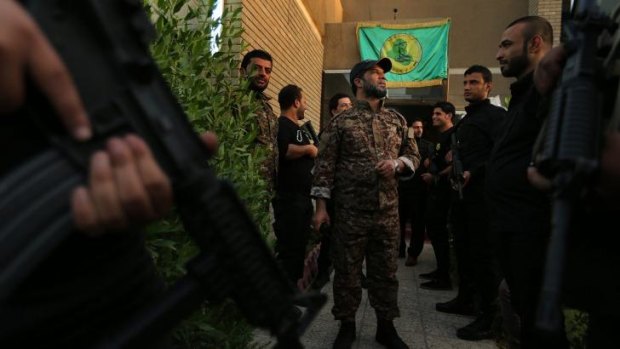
[229,0,324,126]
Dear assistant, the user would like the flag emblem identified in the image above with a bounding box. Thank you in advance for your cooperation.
[381,34,422,74]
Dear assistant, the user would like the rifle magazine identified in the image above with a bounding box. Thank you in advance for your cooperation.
[0,149,83,301]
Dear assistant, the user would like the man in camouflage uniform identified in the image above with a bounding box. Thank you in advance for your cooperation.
[240,49,278,196]
[312,58,420,349]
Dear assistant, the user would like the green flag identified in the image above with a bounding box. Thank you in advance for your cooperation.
[357,19,450,88]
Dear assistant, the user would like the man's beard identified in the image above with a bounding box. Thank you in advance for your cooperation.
[362,80,387,99]
[249,78,267,92]
[500,46,529,78]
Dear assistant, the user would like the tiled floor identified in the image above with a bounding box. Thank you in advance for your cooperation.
[253,243,499,348]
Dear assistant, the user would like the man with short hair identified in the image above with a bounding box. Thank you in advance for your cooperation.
[399,118,433,266]
[273,84,317,284]
[487,16,568,348]
[438,64,506,340]
[312,58,420,349]
[240,49,278,196]
[313,92,353,290]
[419,102,455,291]
[328,93,353,117]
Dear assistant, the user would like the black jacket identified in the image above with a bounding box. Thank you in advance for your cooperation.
[486,73,550,233]
[456,99,506,181]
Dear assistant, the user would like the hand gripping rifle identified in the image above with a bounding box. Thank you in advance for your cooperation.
[0,0,325,347]
[533,0,619,334]
[450,132,465,200]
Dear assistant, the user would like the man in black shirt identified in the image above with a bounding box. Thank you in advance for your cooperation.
[487,16,568,348]
[439,65,506,340]
[419,102,455,290]
[399,118,433,266]
[274,84,318,285]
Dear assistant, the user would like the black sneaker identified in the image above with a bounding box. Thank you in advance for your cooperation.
[456,313,495,341]
[419,270,439,280]
[435,297,475,316]
[420,278,452,290]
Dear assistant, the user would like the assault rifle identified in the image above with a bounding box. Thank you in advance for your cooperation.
[0,0,325,347]
[533,0,619,334]
[300,120,320,146]
[450,132,465,200]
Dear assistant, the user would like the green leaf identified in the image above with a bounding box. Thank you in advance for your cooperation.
[144,0,269,346]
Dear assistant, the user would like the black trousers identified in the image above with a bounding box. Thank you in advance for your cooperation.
[273,192,313,284]
[451,187,500,312]
[425,183,451,279]
[398,187,427,258]
[498,229,568,349]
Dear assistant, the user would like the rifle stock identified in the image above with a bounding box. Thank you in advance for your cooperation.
[0,0,324,346]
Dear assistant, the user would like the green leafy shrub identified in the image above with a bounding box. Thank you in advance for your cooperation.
[143,0,271,347]
[564,308,588,349]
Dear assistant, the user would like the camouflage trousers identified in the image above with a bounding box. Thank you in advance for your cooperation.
[330,206,400,321]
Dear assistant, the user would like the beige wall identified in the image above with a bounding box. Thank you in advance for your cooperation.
[230,0,324,126]
[301,0,343,36]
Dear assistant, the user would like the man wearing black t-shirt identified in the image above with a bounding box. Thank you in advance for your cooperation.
[273,84,318,285]
[419,102,455,290]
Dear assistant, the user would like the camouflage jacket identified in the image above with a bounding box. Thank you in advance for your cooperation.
[254,92,278,195]
[311,100,420,211]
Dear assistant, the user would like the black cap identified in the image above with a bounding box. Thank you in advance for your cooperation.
[349,58,392,86]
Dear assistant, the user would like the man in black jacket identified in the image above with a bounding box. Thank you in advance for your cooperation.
[419,102,455,290]
[486,16,568,348]
[399,117,433,266]
[437,65,506,340]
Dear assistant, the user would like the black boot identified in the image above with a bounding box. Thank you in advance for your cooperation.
[375,319,409,349]
[420,277,452,290]
[456,311,496,341]
[419,269,439,280]
[435,296,475,316]
[332,321,356,349]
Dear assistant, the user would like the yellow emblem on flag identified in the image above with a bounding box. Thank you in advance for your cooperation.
[381,34,422,75]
